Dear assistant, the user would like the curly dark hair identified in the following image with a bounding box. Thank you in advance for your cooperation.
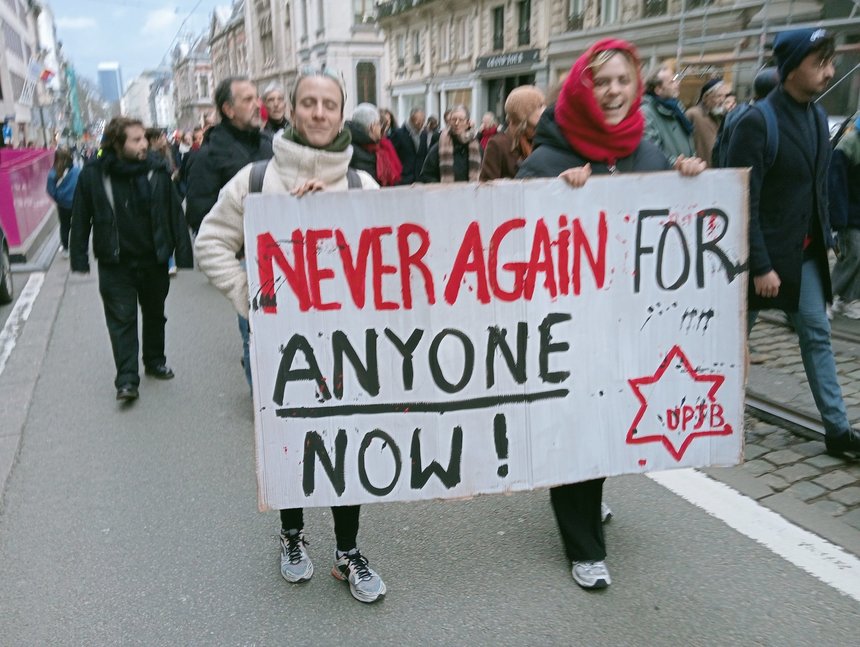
[102,116,145,152]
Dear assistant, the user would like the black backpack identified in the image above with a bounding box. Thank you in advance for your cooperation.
[248,160,362,193]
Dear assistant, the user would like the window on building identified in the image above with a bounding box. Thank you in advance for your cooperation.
[492,6,504,52]
[197,74,209,100]
[356,62,377,104]
[517,0,530,46]
[317,0,324,33]
[396,33,406,68]
[413,30,422,65]
[300,0,308,40]
[2,23,24,60]
[353,0,373,24]
[439,22,450,62]
[599,0,618,25]
[458,17,469,58]
[686,0,713,9]
[567,0,584,30]
[643,0,668,17]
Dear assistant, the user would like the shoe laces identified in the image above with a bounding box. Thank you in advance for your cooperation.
[576,561,606,576]
[344,551,373,581]
[282,533,308,564]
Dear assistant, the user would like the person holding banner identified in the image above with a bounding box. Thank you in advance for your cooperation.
[516,38,705,590]
[194,67,387,604]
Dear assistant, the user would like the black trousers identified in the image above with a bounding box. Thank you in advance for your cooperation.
[57,206,72,250]
[280,506,361,553]
[97,261,170,388]
[549,478,606,562]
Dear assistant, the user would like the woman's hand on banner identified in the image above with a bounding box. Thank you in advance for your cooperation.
[559,163,592,188]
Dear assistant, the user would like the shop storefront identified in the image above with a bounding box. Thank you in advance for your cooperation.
[475,49,542,122]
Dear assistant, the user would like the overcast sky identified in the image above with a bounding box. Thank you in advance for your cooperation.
[47,0,228,89]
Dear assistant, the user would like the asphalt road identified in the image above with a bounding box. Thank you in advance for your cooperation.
[0,262,858,645]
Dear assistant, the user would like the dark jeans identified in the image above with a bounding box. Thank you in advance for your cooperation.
[97,261,170,388]
[549,478,606,562]
[280,506,361,553]
[57,206,72,250]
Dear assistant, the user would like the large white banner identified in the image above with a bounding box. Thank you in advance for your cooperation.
[245,171,748,510]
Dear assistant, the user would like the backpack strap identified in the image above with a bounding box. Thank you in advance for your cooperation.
[752,99,779,172]
[346,167,362,189]
[249,159,268,193]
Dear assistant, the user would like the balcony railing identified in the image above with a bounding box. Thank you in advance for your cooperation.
[377,0,434,19]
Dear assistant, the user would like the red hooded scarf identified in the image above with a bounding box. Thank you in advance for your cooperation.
[555,38,644,166]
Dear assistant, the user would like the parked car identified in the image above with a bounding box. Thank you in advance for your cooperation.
[0,222,13,304]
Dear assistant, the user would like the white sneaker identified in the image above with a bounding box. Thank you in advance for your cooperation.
[279,530,313,583]
[332,549,386,603]
[601,502,613,523]
[571,560,612,589]
[61,248,70,259]
[168,265,178,276]
[841,300,860,319]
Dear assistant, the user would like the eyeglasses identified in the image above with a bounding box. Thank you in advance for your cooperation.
[449,117,467,125]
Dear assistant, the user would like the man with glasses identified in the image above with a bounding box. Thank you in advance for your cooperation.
[729,28,860,457]
[194,67,388,603]
[419,104,482,183]
[641,65,695,166]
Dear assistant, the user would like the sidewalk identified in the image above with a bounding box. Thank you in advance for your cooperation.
[707,314,860,556]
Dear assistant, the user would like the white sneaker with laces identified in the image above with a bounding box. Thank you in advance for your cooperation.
[279,530,313,583]
[571,560,612,589]
[332,549,386,603]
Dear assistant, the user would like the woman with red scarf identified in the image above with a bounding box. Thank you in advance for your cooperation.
[517,39,704,591]
[346,103,402,187]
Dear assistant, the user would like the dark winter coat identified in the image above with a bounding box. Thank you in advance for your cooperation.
[346,120,378,182]
[69,153,193,273]
[517,105,669,179]
[727,86,833,312]
[184,121,273,232]
[828,143,860,230]
[390,123,429,184]
[480,130,522,180]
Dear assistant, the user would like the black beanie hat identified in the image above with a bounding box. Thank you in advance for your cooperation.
[698,78,724,103]
[773,28,832,81]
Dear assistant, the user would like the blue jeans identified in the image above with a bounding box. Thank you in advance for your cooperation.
[238,314,252,387]
[749,259,849,437]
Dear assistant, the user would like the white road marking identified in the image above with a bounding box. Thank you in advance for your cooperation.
[0,273,45,377]
[649,468,860,602]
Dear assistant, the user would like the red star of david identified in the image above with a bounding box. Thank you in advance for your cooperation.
[626,345,733,461]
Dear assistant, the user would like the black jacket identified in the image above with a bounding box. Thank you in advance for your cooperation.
[346,120,378,182]
[828,144,860,230]
[727,86,833,312]
[390,123,429,184]
[184,121,273,232]
[69,153,193,273]
[517,105,669,179]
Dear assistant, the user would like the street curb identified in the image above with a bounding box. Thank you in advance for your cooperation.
[0,251,68,515]
[705,466,860,559]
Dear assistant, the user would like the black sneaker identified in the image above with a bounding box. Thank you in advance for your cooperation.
[116,384,139,401]
[825,429,860,458]
[144,364,175,380]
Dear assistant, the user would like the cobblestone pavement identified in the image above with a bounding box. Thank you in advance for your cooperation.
[708,317,860,555]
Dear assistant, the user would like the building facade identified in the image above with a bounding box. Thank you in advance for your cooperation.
[0,0,39,144]
[172,37,215,129]
[209,0,248,88]
[378,0,860,124]
[97,62,122,103]
[378,0,551,124]
[245,0,386,116]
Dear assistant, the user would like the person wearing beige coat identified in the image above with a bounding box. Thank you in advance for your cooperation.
[194,68,387,605]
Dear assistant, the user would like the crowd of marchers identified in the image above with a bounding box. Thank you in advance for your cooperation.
[44,27,860,604]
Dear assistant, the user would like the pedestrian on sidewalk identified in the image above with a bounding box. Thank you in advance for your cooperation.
[69,116,193,402]
[516,37,706,591]
[146,127,179,277]
[828,116,860,318]
[686,77,729,165]
[640,64,695,166]
[419,104,481,183]
[46,147,80,258]
[185,76,273,388]
[261,82,289,135]
[728,28,860,457]
[346,102,402,186]
[195,67,387,604]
